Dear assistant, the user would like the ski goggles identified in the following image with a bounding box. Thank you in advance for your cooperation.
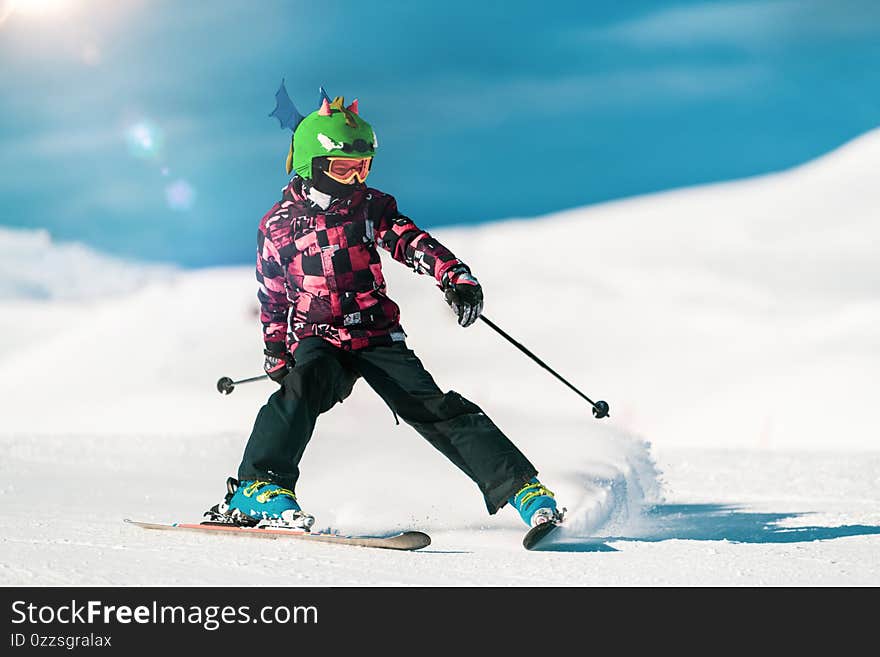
[324,157,372,184]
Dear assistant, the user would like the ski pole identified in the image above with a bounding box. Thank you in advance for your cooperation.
[216,374,269,395]
[478,315,610,419]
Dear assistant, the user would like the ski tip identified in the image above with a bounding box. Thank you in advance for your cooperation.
[397,531,432,550]
[523,521,562,550]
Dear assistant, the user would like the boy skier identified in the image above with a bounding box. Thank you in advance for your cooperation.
[206,88,560,531]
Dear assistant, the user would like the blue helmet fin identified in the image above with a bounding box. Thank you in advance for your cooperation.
[269,78,305,132]
[319,85,332,107]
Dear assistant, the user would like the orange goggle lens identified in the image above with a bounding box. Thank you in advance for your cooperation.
[325,157,372,184]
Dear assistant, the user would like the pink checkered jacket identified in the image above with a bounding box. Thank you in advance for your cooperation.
[257,177,467,355]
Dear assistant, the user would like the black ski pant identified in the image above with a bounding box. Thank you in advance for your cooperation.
[238,337,537,514]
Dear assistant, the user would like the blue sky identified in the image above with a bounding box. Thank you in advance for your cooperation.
[1,0,879,267]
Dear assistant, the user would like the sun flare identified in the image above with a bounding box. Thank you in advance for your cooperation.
[5,0,73,18]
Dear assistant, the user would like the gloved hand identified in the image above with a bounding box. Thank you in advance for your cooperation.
[442,265,484,327]
[263,343,293,384]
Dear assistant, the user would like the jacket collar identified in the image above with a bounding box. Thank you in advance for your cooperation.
[286,177,366,212]
[306,183,333,210]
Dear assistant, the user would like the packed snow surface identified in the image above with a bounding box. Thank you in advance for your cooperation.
[1,130,878,585]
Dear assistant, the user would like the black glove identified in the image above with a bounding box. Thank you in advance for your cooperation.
[442,266,484,327]
[263,343,292,384]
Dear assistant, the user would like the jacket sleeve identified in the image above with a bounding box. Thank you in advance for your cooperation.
[372,194,466,285]
[256,219,290,348]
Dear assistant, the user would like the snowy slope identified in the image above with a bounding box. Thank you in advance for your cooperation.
[0,227,175,361]
[0,130,878,585]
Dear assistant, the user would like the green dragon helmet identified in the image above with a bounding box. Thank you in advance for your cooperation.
[269,81,378,178]
[289,96,376,178]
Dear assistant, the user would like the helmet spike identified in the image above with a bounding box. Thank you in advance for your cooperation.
[318,86,332,106]
[347,99,359,114]
[318,98,332,116]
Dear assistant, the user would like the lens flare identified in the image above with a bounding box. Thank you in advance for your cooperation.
[165,179,196,211]
[125,121,162,159]
[0,2,14,25]
[5,0,73,18]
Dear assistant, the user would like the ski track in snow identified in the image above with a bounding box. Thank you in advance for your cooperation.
[0,433,877,585]
[2,130,880,585]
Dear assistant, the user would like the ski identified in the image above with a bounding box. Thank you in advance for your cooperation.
[124,519,431,551]
[523,520,563,550]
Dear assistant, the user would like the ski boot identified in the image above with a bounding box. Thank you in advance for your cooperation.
[509,478,563,527]
[204,477,315,530]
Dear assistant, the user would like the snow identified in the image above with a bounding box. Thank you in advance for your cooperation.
[0,226,175,301]
[1,129,878,585]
